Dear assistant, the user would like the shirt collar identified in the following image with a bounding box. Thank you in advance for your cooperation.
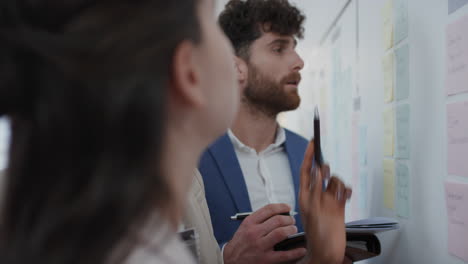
[227,126,286,154]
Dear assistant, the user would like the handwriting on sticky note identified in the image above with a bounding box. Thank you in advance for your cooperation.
[383,52,395,103]
[445,181,468,262]
[396,104,410,159]
[382,0,394,50]
[395,44,410,100]
[396,162,410,218]
[383,108,395,157]
[446,14,468,96]
[447,101,468,178]
[394,0,408,44]
[383,159,395,209]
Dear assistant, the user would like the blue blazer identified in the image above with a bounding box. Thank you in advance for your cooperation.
[198,129,308,246]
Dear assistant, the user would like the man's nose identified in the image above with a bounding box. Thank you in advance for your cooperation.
[291,51,305,71]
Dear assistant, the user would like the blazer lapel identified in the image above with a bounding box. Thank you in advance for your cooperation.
[284,131,304,217]
[209,134,252,213]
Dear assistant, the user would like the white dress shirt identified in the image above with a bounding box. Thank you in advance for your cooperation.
[227,127,296,212]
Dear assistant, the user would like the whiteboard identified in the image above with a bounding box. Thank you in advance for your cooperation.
[285,0,468,263]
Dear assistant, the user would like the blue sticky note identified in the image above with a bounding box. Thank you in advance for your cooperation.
[396,104,410,159]
[395,44,410,101]
[449,0,468,14]
[394,0,409,45]
[359,169,368,210]
[359,126,367,166]
[396,162,410,218]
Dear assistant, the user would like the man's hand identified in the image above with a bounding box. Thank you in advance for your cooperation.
[299,140,352,264]
[223,203,307,264]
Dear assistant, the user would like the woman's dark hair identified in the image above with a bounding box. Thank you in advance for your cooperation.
[0,0,201,263]
[218,0,305,59]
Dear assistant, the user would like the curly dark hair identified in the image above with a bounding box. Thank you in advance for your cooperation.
[219,0,305,59]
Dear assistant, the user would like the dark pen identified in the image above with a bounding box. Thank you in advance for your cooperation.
[314,106,323,167]
[230,212,298,221]
[313,106,327,190]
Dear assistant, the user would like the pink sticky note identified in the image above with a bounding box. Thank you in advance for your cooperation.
[446,14,468,96]
[445,182,468,262]
[447,101,468,177]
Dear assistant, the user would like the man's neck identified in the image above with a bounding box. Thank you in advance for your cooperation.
[231,104,279,153]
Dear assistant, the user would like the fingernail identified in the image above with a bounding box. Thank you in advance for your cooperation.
[336,187,343,201]
[310,159,316,173]
[310,159,317,187]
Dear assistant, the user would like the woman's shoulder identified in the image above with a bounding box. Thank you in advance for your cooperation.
[126,232,196,264]
[119,217,196,264]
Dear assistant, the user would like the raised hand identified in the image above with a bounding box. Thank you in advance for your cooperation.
[298,140,352,264]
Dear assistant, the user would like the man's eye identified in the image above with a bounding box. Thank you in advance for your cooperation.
[273,47,284,53]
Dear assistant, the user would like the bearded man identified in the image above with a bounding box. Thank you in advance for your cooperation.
[198,0,309,257]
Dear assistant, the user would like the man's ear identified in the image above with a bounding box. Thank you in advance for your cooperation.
[170,40,204,107]
[234,56,248,87]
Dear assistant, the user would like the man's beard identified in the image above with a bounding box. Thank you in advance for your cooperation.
[243,64,301,118]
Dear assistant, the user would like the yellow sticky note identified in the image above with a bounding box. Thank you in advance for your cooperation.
[382,0,394,50]
[383,108,395,157]
[383,52,395,103]
[383,159,395,209]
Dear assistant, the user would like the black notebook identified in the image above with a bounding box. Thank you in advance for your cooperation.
[274,232,381,262]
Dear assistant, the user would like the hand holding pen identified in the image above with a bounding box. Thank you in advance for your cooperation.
[313,106,330,190]
[297,106,352,264]
[311,107,351,199]
[223,204,306,263]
